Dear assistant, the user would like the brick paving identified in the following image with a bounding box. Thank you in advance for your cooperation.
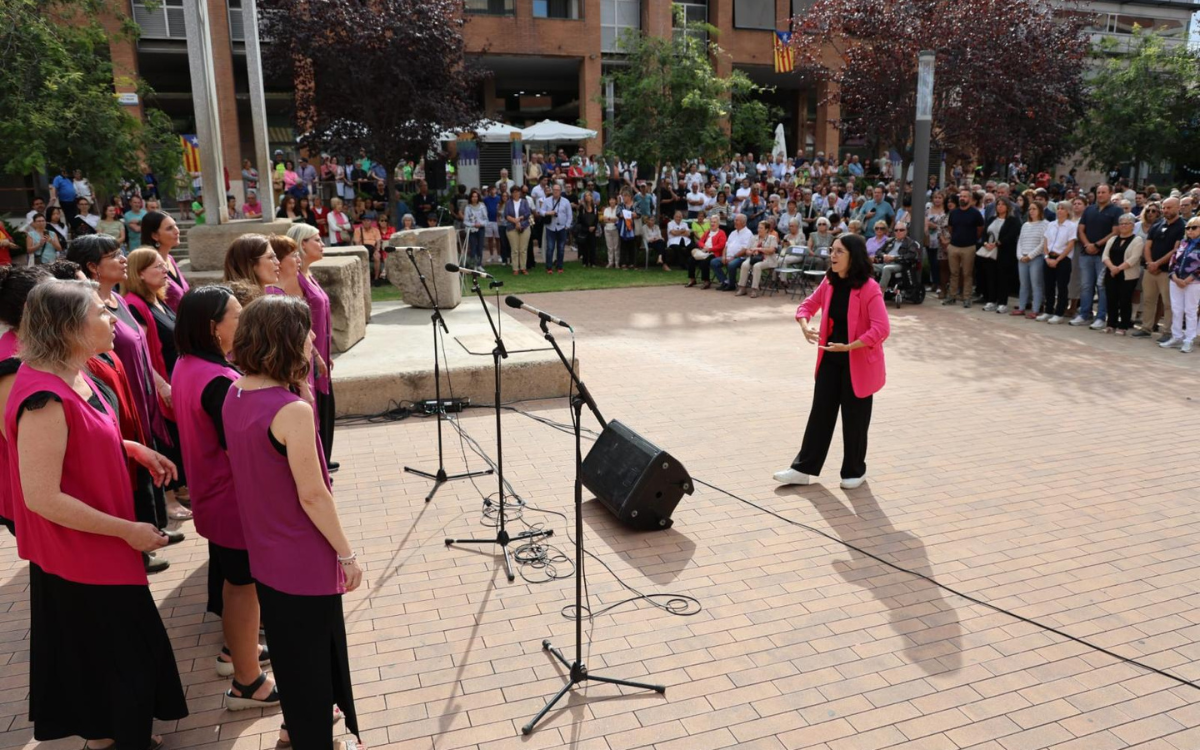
[2,284,1199,750]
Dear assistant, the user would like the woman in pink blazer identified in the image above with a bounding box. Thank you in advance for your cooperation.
[775,233,890,489]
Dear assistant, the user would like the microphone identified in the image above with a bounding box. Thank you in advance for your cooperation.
[505,295,571,330]
[445,262,494,279]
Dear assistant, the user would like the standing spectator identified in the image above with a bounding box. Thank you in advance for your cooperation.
[71,197,99,238]
[45,207,69,251]
[1040,201,1077,324]
[310,194,329,239]
[602,195,620,268]
[617,190,638,270]
[97,204,127,249]
[327,198,352,246]
[24,197,47,229]
[575,192,599,268]
[411,181,437,227]
[1159,218,1200,353]
[539,184,573,274]
[192,194,207,226]
[241,159,259,198]
[124,195,147,250]
[298,157,318,196]
[353,212,384,286]
[925,190,948,295]
[982,199,1020,314]
[1015,202,1047,318]
[52,167,78,222]
[859,186,895,230]
[0,223,18,266]
[72,169,93,204]
[1101,214,1144,334]
[504,185,533,275]
[463,189,488,272]
[276,195,300,222]
[26,214,62,266]
[8,279,188,748]
[1072,184,1122,328]
[223,295,363,749]
[943,188,984,308]
[225,194,242,221]
[482,185,502,264]
[1133,196,1184,340]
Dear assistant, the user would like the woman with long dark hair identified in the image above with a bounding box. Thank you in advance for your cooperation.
[774,233,890,489]
[7,279,186,748]
[140,210,190,313]
[224,295,363,748]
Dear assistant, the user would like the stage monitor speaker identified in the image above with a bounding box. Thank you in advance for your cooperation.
[425,159,447,191]
[581,420,693,530]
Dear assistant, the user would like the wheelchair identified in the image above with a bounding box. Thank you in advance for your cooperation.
[881,255,926,308]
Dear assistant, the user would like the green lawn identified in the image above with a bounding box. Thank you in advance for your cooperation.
[372,260,690,302]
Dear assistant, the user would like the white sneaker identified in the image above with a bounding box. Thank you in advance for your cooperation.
[1182,341,1194,354]
[1160,337,1182,349]
[1035,313,1050,322]
[1089,319,1106,330]
[773,468,812,485]
[1068,315,1089,326]
[840,475,866,490]
[996,305,1008,314]
[1048,315,1064,324]
[983,302,996,312]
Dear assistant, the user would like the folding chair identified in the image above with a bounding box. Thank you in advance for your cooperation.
[769,245,807,297]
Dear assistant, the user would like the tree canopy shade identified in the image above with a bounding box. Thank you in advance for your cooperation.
[259,0,484,184]
[790,0,1089,168]
[605,17,771,210]
[0,0,180,195]
[1073,27,1200,182]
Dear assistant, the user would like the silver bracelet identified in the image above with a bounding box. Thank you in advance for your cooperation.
[337,551,357,564]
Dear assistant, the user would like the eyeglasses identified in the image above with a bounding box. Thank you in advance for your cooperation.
[1187,225,1200,231]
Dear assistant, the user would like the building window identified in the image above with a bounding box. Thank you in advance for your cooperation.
[534,0,582,20]
[791,0,815,17]
[673,1,708,43]
[1113,14,1185,37]
[601,0,640,53]
[228,0,244,42]
[733,0,775,30]
[132,0,186,40]
[465,0,515,15]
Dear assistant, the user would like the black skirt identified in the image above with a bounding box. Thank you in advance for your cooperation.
[256,582,359,750]
[28,563,188,745]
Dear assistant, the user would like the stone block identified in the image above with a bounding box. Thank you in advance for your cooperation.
[384,226,461,309]
[323,246,372,324]
[310,256,366,353]
[187,219,296,272]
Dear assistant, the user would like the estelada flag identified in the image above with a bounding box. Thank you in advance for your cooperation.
[774,31,795,74]
[180,134,201,173]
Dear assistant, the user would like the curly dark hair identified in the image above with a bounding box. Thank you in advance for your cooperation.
[0,265,50,328]
[231,294,311,389]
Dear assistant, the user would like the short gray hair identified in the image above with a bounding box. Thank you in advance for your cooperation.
[1118,213,1136,225]
[19,280,99,370]
[733,213,747,224]
[286,223,320,245]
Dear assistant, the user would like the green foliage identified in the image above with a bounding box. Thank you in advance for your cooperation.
[0,0,171,194]
[141,108,185,198]
[604,17,766,190]
[1075,27,1200,174]
[731,96,784,157]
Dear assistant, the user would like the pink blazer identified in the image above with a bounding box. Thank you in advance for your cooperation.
[796,277,890,398]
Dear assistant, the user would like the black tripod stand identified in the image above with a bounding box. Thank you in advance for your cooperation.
[522,318,665,735]
[403,248,492,502]
[445,279,551,582]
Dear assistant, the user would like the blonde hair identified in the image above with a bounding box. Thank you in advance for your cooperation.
[330,197,343,211]
[19,280,99,370]
[124,248,167,301]
[286,223,320,245]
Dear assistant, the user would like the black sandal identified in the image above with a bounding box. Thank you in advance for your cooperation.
[215,644,270,676]
[224,672,280,711]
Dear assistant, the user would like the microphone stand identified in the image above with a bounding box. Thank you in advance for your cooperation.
[522,318,665,736]
[403,249,493,502]
[445,277,551,582]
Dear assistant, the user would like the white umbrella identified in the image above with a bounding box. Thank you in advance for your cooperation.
[772,123,787,160]
[520,119,597,142]
[473,120,523,143]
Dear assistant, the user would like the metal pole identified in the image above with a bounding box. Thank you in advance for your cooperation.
[910,51,935,247]
[183,0,228,223]
[242,0,275,219]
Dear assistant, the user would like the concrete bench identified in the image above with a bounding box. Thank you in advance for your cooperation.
[187,219,297,272]
[384,226,461,309]
[310,256,367,353]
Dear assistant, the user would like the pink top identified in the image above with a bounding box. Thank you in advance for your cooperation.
[172,354,243,548]
[0,330,16,360]
[796,277,890,399]
[164,254,189,313]
[299,272,332,395]
[0,331,18,527]
[5,365,145,585]
[223,385,340,595]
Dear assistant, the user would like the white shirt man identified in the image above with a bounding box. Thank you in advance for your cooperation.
[667,214,692,247]
[684,167,704,192]
[725,219,754,260]
[540,188,573,231]
[686,186,706,217]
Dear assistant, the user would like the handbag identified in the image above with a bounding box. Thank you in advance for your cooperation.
[691,248,713,261]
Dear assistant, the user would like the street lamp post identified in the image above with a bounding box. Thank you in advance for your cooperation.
[910,51,935,246]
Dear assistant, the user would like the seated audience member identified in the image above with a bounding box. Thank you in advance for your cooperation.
[687,212,726,289]
[736,219,780,298]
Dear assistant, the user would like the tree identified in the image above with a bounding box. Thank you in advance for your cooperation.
[0,0,175,195]
[790,0,1089,172]
[605,17,769,217]
[1073,26,1200,182]
[259,0,484,206]
[731,97,785,157]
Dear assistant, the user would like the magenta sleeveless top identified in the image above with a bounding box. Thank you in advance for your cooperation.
[0,331,17,526]
[5,365,144,585]
[109,295,168,444]
[164,254,189,313]
[223,385,341,595]
[0,330,16,360]
[172,354,243,548]
[299,273,332,395]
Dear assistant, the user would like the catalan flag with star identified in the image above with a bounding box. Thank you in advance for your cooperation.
[773,31,795,74]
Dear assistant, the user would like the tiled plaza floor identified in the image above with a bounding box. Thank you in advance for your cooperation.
[2,283,1199,750]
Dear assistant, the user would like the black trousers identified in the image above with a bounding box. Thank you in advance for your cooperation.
[316,387,335,464]
[619,236,637,267]
[791,353,872,479]
[1105,275,1137,330]
[578,231,597,267]
[1044,257,1071,316]
[686,251,711,280]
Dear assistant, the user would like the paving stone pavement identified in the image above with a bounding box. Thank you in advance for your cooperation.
[1,284,1198,750]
